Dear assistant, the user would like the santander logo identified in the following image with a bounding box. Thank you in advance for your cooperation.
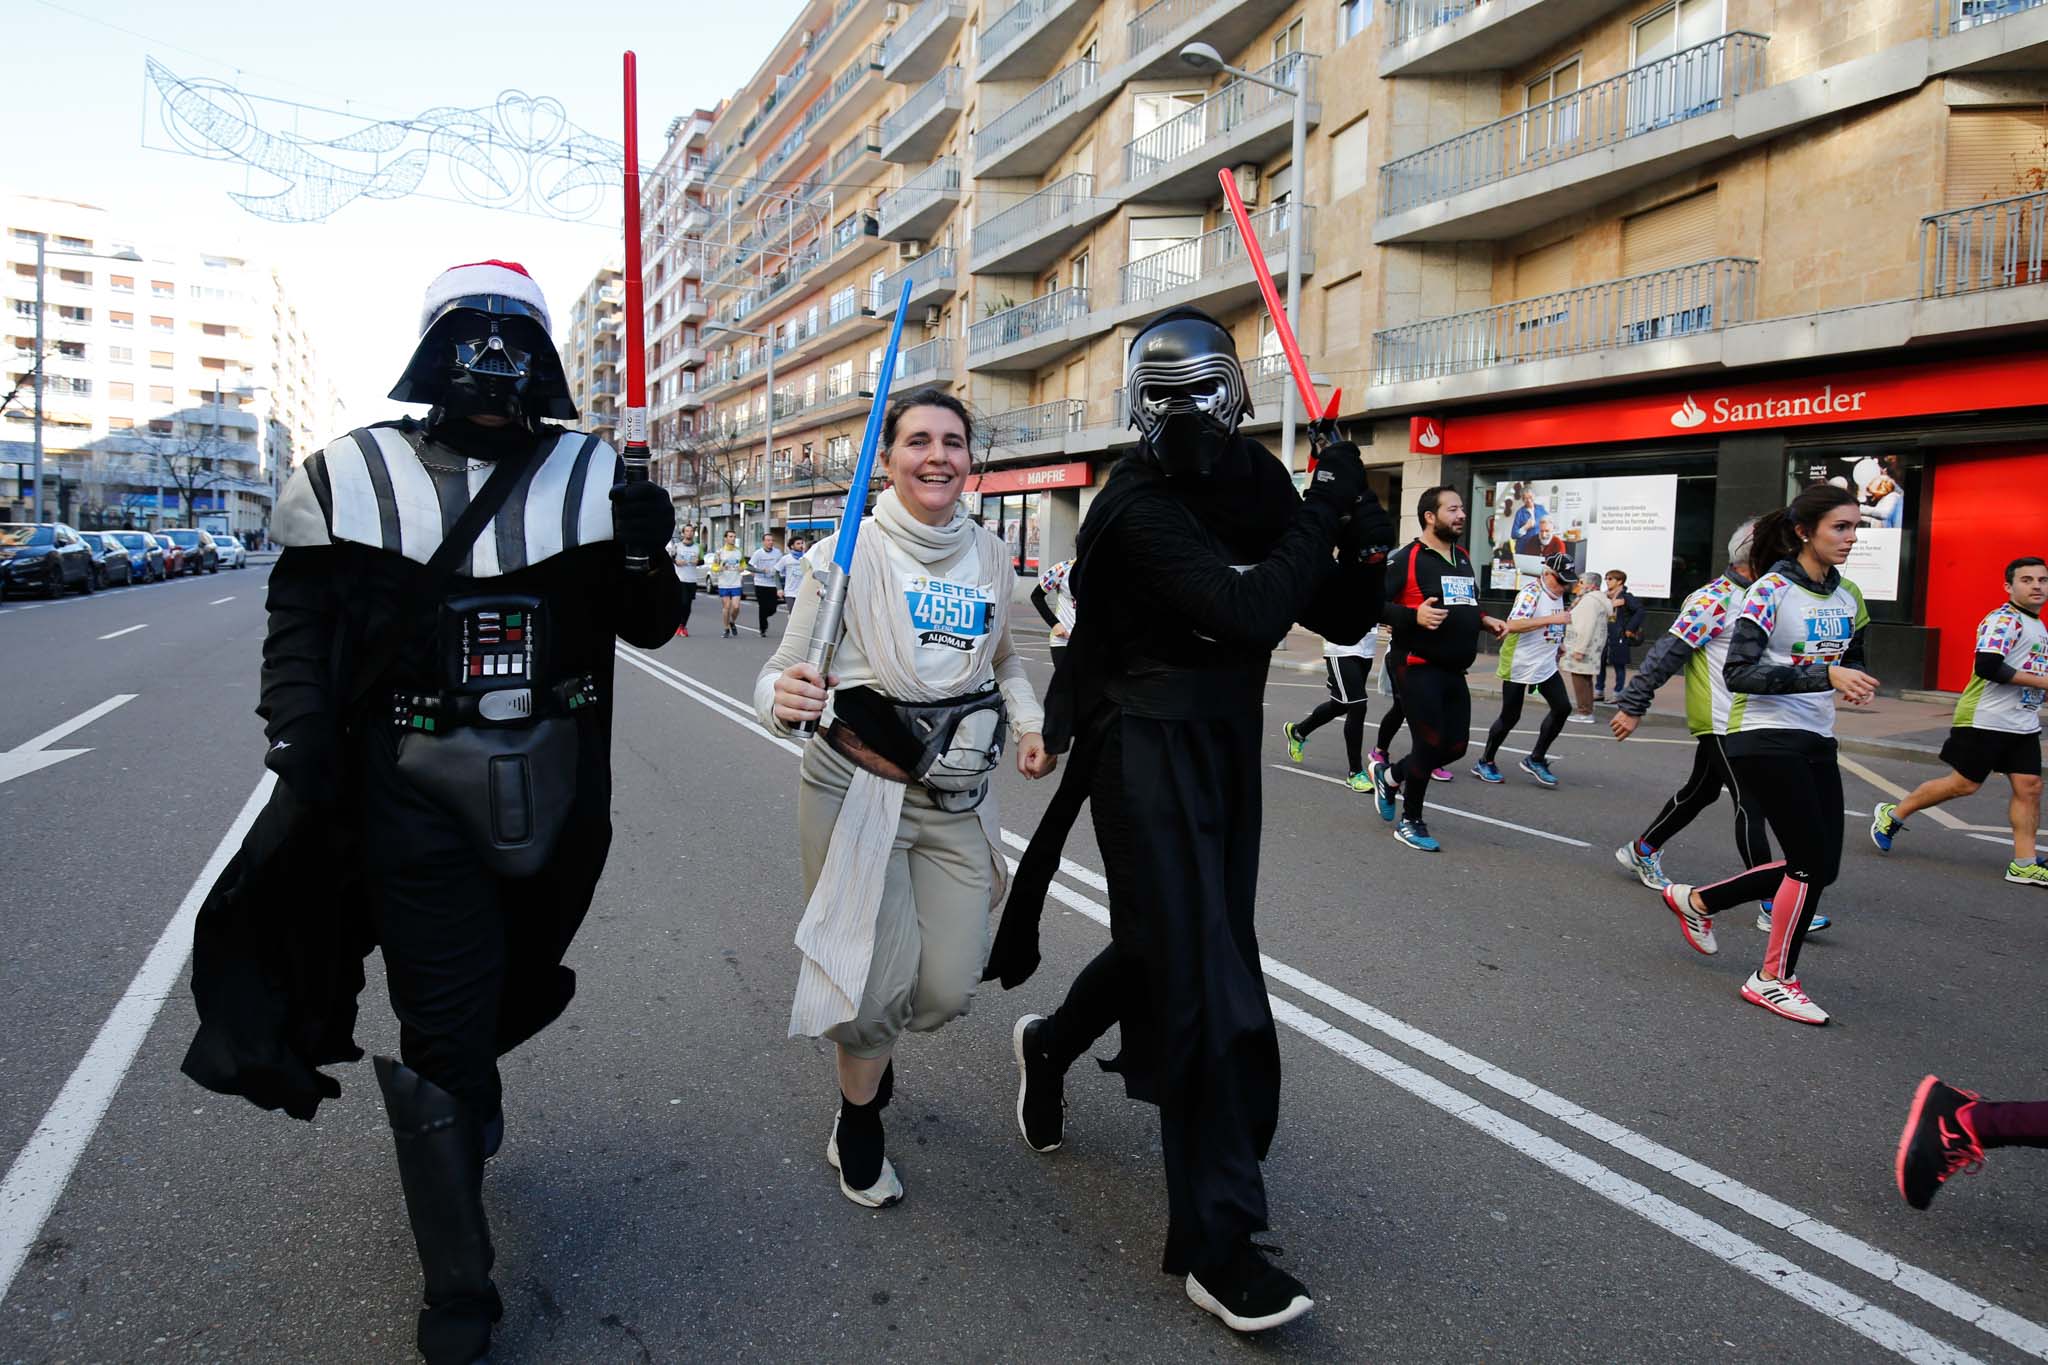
[1670,396,1707,429]
[1410,416,1443,452]
[1418,421,1441,449]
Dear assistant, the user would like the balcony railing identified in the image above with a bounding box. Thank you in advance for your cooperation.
[878,156,962,235]
[882,66,963,147]
[983,0,1043,59]
[1383,0,1486,47]
[883,0,964,69]
[987,398,1088,446]
[1124,53,1317,183]
[1119,205,1313,307]
[968,287,1090,356]
[972,173,1096,260]
[1922,191,2048,297]
[878,247,958,306]
[1127,0,1217,56]
[828,286,879,326]
[1941,0,2048,33]
[1378,32,1770,215]
[829,125,885,179]
[1370,257,1757,384]
[896,335,956,383]
[977,59,1099,164]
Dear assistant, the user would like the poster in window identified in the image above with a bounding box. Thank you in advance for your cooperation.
[1796,454,1907,601]
[1479,474,1678,596]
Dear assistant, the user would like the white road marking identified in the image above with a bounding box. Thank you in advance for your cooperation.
[1840,755,1967,830]
[0,771,276,1304]
[209,596,235,605]
[1271,764,1593,847]
[96,624,148,640]
[624,646,2048,1361]
[0,694,137,790]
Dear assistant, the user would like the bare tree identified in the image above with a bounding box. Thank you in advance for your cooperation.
[140,425,235,524]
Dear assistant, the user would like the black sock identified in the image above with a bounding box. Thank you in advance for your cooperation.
[837,1071,891,1189]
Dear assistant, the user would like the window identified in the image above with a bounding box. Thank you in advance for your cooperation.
[56,305,88,323]
[150,384,173,402]
[1629,0,1726,131]
[1129,214,1203,262]
[111,274,134,292]
[1513,239,1573,298]
[56,235,89,251]
[109,345,132,364]
[148,418,174,435]
[1324,276,1363,354]
[55,340,85,360]
[151,315,173,332]
[1272,16,1304,60]
[150,351,173,369]
[151,280,173,298]
[111,380,134,400]
[110,310,133,328]
[1943,107,2048,207]
[1621,189,1718,275]
[107,415,134,429]
[1332,117,1371,200]
[1339,0,1370,42]
[202,322,227,337]
[1070,250,1089,291]
[58,269,89,286]
[1522,58,1582,160]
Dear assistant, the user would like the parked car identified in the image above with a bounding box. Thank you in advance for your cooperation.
[157,534,187,577]
[0,522,94,597]
[105,530,166,582]
[206,531,246,570]
[157,527,219,574]
[77,532,134,588]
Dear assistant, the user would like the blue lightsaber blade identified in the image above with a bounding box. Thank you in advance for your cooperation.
[796,276,916,738]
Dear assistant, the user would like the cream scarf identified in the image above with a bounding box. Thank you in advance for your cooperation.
[788,490,1014,1038]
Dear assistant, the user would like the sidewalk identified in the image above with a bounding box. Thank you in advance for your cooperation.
[1273,628,1980,766]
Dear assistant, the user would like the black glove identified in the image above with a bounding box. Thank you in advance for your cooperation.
[1350,485,1396,560]
[611,480,676,562]
[1303,440,1366,518]
[263,725,341,810]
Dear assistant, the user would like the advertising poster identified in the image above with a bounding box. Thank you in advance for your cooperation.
[1478,474,1679,596]
[1795,453,1909,602]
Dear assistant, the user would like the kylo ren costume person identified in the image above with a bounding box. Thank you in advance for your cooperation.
[984,307,1391,1333]
[179,260,679,1365]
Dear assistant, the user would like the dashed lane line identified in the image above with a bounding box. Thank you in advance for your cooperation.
[619,645,2048,1362]
[209,596,235,605]
[97,624,148,640]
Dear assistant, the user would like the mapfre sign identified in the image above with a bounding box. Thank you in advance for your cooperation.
[1426,352,2048,455]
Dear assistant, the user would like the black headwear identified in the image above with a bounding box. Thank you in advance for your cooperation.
[1125,306,1252,479]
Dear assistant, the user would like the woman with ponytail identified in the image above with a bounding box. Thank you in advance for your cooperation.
[1652,483,1878,1025]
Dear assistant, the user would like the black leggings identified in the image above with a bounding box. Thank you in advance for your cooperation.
[1387,662,1471,822]
[1693,738,1844,980]
[1294,700,1367,772]
[1376,697,1406,756]
[677,581,698,630]
[756,584,780,633]
[1481,673,1570,765]
[1638,734,1772,866]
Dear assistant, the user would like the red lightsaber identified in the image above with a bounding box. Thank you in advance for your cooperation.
[1216,167,1338,450]
[621,51,653,567]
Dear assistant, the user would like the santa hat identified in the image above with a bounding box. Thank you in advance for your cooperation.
[418,259,551,336]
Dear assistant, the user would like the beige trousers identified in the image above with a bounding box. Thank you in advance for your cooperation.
[798,738,994,1057]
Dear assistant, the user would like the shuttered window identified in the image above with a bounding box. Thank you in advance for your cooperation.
[1324,275,1362,354]
[1622,188,1718,275]
[1944,107,2048,209]
[1513,239,1574,299]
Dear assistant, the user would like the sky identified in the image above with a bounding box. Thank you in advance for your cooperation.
[5,0,805,426]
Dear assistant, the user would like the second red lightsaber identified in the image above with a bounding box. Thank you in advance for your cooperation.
[621,52,652,565]
[1215,167,1338,443]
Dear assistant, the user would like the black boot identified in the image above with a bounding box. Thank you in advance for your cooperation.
[827,1061,901,1208]
[375,1057,502,1365]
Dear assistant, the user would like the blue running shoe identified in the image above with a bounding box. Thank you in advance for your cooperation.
[1471,760,1503,783]
[1871,801,1905,853]
[1756,900,1832,934]
[1614,841,1671,890]
[1519,756,1559,788]
[1393,818,1440,852]
[1374,775,1398,823]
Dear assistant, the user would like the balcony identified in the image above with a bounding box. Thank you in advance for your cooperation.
[986,398,1088,450]
[970,173,1115,275]
[1116,205,1315,324]
[679,297,710,323]
[677,388,706,412]
[875,247,959,318]
[882,66,965,164]
[1120,53,1318,203]
[1380,0,1633,78]
[968,287,1106,370]
[977,0,1098,83]
[1376,32,1773,243]
[1123,0,1290,79]
[893,335,958,388]
[676,344,708,369]
[1935,0,2048,69]
[805,44,889,151]
[1370,256,1757,386]
[676,254,703,281]
[975,59,1115,179]
[1922,191,2048,298]
[882,0,968,83]
[828,124,887,188]
[878,157,964,241]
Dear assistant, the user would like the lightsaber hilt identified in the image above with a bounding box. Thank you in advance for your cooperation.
[793,560,849,739]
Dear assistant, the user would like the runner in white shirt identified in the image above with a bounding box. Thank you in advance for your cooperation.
[782,535,810,601]
[1873,556,2048,886]
[671,525,704,638]
[750,535,790,637]
[710,531,748,638]
[1031,558,1078,669]
[1472,553,1575,787]
[1284,632,1379,792]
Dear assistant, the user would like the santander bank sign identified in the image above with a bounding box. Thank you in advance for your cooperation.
[1412,352,2048,456]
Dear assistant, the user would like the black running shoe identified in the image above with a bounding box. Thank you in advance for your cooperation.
[1185,1241,1314,1333]
[1013,1014,1064,1153]
[1895,1075,1983,1211]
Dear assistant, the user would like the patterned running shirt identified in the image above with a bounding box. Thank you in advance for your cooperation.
[1954,602,2048,735]
[1726,570,1869,738]
[1667,572,1747,737]
[1497,578,1565,685]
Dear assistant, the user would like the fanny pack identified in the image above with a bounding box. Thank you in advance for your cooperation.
[833,684,1007,813]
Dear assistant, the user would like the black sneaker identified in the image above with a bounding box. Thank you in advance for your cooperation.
[1013,1015,1064,1153]
[1895,1075,1984,1211]
[1186,1241,1314,1333]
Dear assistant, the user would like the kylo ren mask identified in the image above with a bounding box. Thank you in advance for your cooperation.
[1125,308,1252,479]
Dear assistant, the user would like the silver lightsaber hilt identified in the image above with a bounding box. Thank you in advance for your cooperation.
[621,449,652,572]
[794,559,849,740]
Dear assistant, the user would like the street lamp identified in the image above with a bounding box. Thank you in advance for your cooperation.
[17,240,143,524]
[701,318,774,544]
[1181,40,1311,469]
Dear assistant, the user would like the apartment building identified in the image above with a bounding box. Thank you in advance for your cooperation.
[2,194,340,535]
[646,0,2048,689]
[561,261,626,451]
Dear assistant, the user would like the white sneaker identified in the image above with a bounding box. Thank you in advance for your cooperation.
[826,1117,904,1208]
[1565,712,1596,724]
[1659,882,1718,955]
[1740,972,1829,1025]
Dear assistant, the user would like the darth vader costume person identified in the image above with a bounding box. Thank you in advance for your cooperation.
[985,307,1391,1333]
[179,261,679,1364]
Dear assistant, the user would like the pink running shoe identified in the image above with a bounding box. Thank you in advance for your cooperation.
[1431,766,1454,782]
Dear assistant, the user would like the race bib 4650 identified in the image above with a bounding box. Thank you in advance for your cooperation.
[904,573,991,652]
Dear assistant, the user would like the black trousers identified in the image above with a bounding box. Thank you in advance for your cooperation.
[755,584,780,633]
[1296,700,1366,771]
[677,581,698,630]
[1638,734,1773,866]
[1693,737,1844,979]
[1041,713,1278,1275]
[1387,661,1471,822]
[1481,673,1570,765]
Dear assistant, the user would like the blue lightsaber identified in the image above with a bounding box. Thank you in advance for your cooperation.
[796,275,916,738]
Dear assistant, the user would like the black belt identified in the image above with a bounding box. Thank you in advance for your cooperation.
[390,675,600,733]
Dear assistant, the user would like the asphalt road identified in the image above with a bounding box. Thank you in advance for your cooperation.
[3,572,2046,1364]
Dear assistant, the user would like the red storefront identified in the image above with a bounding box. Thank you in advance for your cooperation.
[1410,350,2048,691]
[967,460,1093,575]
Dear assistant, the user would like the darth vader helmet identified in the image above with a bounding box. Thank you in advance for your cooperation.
[388,259,578,423]
[1124,307,1252,478]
